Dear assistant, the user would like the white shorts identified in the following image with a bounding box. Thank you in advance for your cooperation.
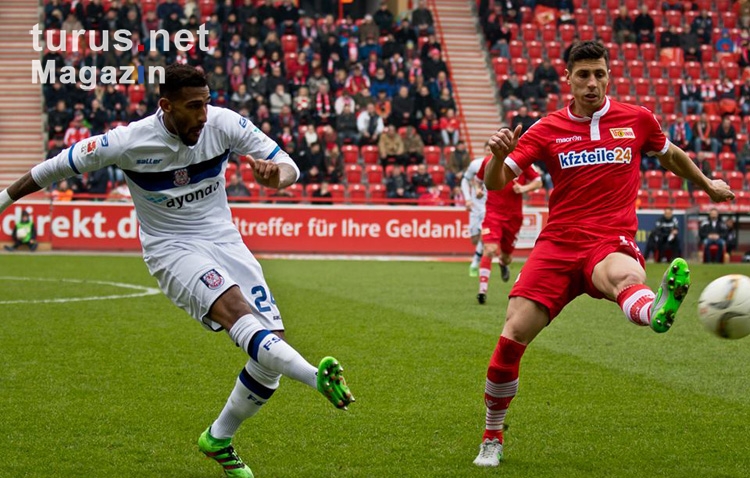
[469,209,485,237]
[142,238,283,332]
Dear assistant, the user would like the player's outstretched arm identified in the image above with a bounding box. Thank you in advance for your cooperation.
[485,125,522,190]
[657,143,735,203]
[246,157,297,189]
[0,172,44,214]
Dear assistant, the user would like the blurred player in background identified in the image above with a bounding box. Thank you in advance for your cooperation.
[464,144,542,304]
[473,41,734,467]
[461,143,490,277]
[0,64,353,478]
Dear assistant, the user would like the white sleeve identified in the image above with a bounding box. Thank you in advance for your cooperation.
[220,107,300,182]
[31,132,120,188]
[460,174,473,200]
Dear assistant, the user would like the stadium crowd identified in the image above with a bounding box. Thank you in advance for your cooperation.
[40,0,467,205]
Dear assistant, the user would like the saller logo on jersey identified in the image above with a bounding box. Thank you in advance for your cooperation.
[200,269,225,289]
[558,147,632,168]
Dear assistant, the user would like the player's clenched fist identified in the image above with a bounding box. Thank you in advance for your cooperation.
[246,156,281,187]
[488,124,522,159]
[706,179,735,203]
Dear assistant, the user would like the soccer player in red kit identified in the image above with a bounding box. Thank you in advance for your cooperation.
[473,41,735,467]
[474,156,542,304]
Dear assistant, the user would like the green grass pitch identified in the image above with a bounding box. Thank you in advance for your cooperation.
[1,255,749,478]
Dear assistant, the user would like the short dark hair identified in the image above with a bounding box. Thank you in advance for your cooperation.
[567,40,609,72]
[160,64,207,100]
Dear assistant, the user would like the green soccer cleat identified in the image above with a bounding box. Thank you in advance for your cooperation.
[317,356,354,410]
[198,427,254,478]
[469,264,479,277]
[650,257,691,333]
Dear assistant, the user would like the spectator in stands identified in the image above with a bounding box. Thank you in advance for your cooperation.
[423,48,448,83]
[86,99,109,135]
[690,9,713,45]
[374,1,395,34]
[485,11,512,59]
[63,112,90,148]
[48,99,72,137]
[414,84,435,121]
[46,135,66,161]
[207,65,229,104]
[374,90,392,122]
[436,86,457,118]
[237,0,257,25]
[313,82,335,126]
[379,125,407,167]
[62,11,84,31]
[386,165,415,200]
[395,18,419,52]
[511,105,538,134]
[500,73,523,113]
[86,167,110,199]
[269,83,292,117]
[411,163,435,195]
[700,208,729,263]
[370,67,393,98]
[357,103,385,145]
[226,174,252,200]
[4,210,37,253]
[391,85,415,128]
[336,103,360,145]
[52,179,74,202]
[739,140,750,173]
[717,76,739,115]
[520,72,546,112]
[293,86,313,125]
[311,182,334,205]
[650,207,682,263]
[680,77,703,116]
[668,113,694,151]
[660,24,682,49]
[662,0,684,12]
[446,140,471,189]
[418,106,442,146]
[411,0,435,35]
[277,0,299,36]
[613,6,636,44]
[633,5,655,45]
[359,14,381,44]
[533,59,560,95]
[403,125,425,164]
[693,112,713,152]
[440,108,460,146]
[691,151,713,178]
[324,145,344,184]
[681,26,701,59]
[716,29,735,53]
[230,84,254,113]
[712,115,739,155]
[157,0,184,21]
[430,71,453,99]
[345,64,372,100]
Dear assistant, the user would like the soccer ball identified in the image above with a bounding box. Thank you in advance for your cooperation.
[697,275,750,340]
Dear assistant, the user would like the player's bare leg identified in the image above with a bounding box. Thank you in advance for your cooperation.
[478,243,499,304]
[475,297,549,466]
[499,251,512,282]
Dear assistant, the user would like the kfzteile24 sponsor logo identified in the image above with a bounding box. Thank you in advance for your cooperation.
[558,147,632,169]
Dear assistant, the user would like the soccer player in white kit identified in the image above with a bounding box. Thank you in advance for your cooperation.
[0,64,353,478]
[461,153,488,277]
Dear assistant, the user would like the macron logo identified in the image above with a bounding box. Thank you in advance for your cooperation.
[555,135,582,144]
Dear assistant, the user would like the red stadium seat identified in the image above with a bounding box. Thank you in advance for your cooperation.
[509,40,524,58]
[361,145,379,164]
[725,171,744,190]
[329,184,345,203]
[645,169,664,189]
[546,42,562,61]
[648,61,663,79]
[666,171,683,190]
[605,42,620,62]
[652,78,669,96]
[592,9,608,27]
[667,62,683,79]
[719,152,737,171]
[671,190,692,209]
[429,165,445,185]
[527,41,543,59]
[700,44,714,63]
[722,11,737,29]
[199,0,215,17]
[347,183,367,203]
[541,24,557,42]
[368,183,386,201]
[240,163,255,183]
[305,183,321,197]
[364,164,383,184]
[704,62,721,80]
[642,96,657,113]
[609,59,624,77]
[224,162,238,182]
[341,144,359,164]
[637,189,649,208]
[128,84,145,104]
[634,78,651,96]
[650,190,670,209]
[521,23,538,42]
[735,190,750,208]
[424,146,441,165]
[665,10,682,28]
[615,78,631,95]
[578,25,595,41]
[345,164,362,184]
[640,43,657,62]
[512,58,529,76]
[622,43,639,61]
[629,62,644,78]
[723,61,740,81]
[551,58,566,77]
[560,25,577,43]
[574,8,589,26]
[525,189,547,207]
[692,190,711,208]
[493,57,509,75]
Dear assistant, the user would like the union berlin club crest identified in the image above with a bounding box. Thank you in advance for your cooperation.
[173,168,190,186]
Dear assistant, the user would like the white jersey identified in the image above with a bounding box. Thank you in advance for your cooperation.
[32,105,299,250]
[460,157,487,213]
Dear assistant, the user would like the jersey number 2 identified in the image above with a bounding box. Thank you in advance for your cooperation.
[251,285,276,312]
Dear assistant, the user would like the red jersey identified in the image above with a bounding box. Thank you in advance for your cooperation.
[506,97,668,238]
[477,155,540,217]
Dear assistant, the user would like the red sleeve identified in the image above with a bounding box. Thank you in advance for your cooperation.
[476,155,490,181]
[506,121,545,175]
[521,165,540,183]
[639,107,670,155]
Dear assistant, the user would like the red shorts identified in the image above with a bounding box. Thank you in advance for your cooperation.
[481,214,523,255]
[510,233,645,320]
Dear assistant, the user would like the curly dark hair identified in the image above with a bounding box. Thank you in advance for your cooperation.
[160,63,207,100]
[567,40,609,72]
